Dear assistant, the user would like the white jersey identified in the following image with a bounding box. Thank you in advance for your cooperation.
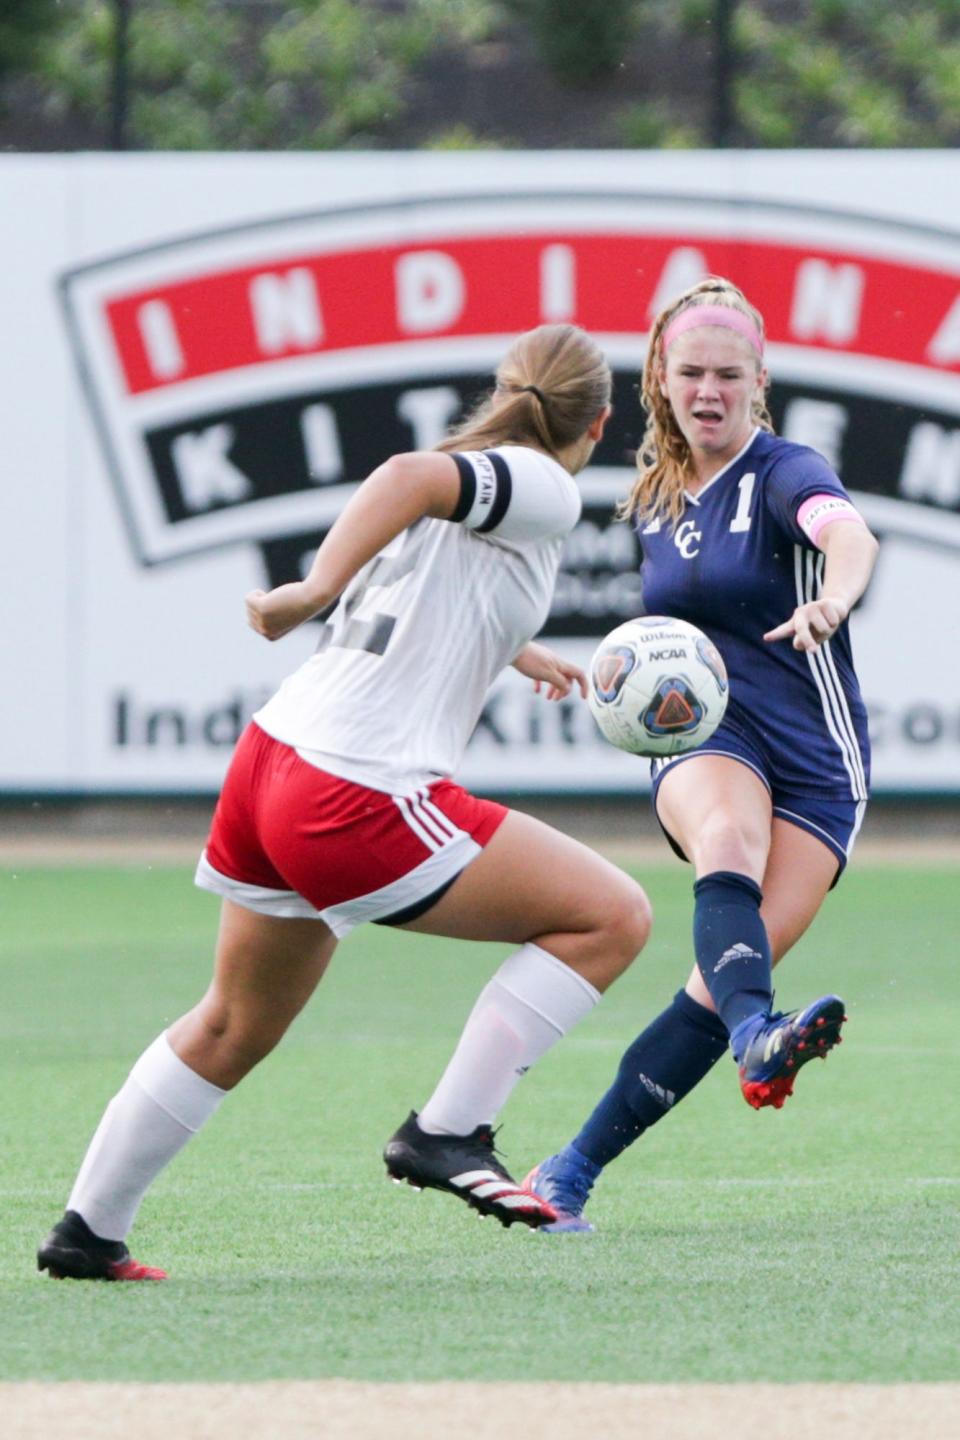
[253,445,581,794]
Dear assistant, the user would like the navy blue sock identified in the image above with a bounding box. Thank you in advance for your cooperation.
[571,989,729,1168]
[693,870,773,1045]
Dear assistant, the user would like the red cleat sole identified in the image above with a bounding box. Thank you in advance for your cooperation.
[44,1260,166,1281]
[109,1258,167,1281]
[739,999,847,1110]
[741,1075,795,1110]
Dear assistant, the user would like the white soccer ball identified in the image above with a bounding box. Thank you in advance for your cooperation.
[587,616,729,757]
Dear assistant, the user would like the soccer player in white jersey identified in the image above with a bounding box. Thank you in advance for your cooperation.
[527,278,880,1232]
[38,324,653,1280]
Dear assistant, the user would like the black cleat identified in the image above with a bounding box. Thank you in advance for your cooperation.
[383,1111,557,1229]
[37,1210,167,1281]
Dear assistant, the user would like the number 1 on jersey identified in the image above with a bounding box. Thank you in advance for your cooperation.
[729,472,756,533]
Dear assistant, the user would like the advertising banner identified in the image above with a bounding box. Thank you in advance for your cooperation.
[2,152,959,793]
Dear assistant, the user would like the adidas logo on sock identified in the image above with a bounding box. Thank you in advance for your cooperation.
[638,1073,676,1109]
[714,941,763,973]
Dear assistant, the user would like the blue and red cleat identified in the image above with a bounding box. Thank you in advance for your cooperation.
[734,994,847,1110]
[522,1147,600,1233]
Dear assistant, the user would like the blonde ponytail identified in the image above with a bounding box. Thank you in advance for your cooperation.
[436,324,611,457]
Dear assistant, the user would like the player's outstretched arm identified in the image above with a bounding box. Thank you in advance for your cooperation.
[245,452,462,640]
[512,642,588,701]
[764,519,879,653]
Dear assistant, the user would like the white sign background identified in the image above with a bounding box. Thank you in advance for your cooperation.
[1,151,958,795]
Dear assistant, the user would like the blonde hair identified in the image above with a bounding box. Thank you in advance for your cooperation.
[620,277,773,528]
[436,324,611,458]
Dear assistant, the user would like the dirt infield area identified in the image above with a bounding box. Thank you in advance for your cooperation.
[4,1381,959,1440]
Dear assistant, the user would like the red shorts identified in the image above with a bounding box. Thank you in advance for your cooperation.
[195,722,508,937]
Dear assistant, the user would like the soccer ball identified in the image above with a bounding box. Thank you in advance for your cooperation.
[587,616,728,757]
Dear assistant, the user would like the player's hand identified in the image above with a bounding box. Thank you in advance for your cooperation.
[245,583,317,641]
[764,596,849,652]
[512,641,588,701]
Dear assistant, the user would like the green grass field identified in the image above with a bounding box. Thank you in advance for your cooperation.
[1,861,958,1384]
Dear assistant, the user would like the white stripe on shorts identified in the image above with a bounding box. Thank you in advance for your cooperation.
[849,796,867,855]
[393,790,468,851]
[774,794,868,862]
[416,789,461,842]
[773,806,845,856]
[394,793,441,851]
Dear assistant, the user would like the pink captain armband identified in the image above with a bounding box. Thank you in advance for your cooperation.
[797,493,866,547]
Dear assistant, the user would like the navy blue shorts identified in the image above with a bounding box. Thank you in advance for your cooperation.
[650,705,869,881]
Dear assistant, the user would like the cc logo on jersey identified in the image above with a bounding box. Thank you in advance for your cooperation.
[674,519,702,559]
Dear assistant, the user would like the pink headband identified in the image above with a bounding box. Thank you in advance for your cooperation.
[662,304,764,357]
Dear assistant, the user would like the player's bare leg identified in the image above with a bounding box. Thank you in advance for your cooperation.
[383,810,652,1227]
[398,808,651,988]
[655,753,773,884]
[38,904,336,1280]
[168,901,337,1088]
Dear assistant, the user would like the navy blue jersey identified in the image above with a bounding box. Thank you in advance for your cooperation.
[637,429,869,800]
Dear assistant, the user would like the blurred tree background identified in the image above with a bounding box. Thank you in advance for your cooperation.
[1,0,958,152]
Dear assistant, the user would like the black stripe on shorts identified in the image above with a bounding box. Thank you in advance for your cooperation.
[373,873,460,927]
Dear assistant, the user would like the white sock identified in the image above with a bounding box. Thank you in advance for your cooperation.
[417,943,600,1136]
[67,1033,226,1241]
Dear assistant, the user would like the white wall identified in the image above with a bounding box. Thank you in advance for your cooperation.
[2,151,958,793]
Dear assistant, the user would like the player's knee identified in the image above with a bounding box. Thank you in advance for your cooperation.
[694,813,767,877]
[600,880,653,974]
[194,998,280,1078]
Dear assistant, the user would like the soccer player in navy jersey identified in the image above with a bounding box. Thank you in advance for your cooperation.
[526,278,879,1232]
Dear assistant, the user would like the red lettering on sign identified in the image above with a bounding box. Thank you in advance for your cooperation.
[104,235,960,395]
